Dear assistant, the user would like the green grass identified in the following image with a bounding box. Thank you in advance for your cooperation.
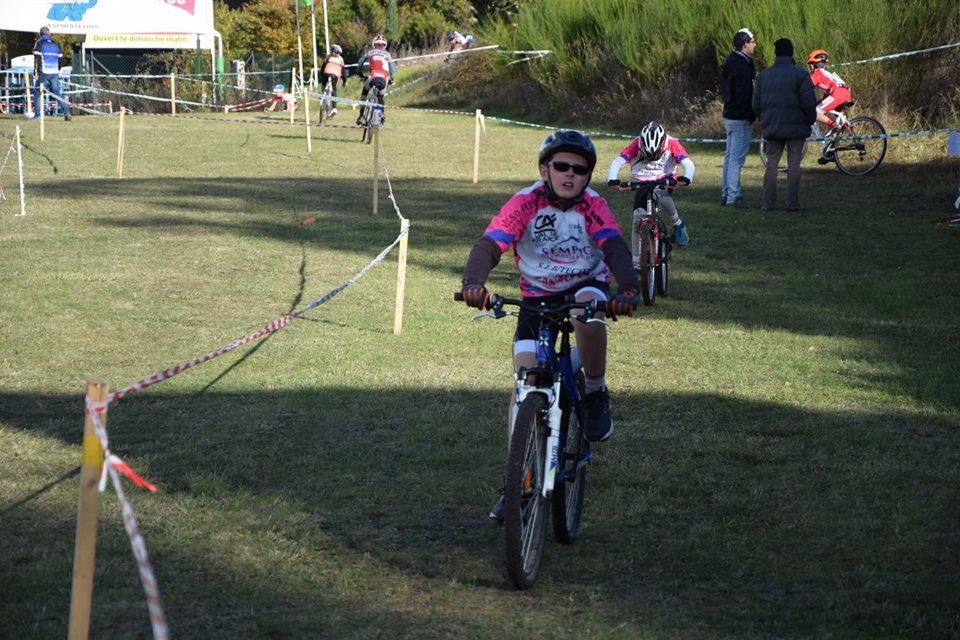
[1,105,959,639]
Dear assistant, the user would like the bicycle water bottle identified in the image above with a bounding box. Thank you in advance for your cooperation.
[372,104,383,126]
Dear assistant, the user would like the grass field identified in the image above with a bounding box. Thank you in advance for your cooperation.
[1,103,959,639]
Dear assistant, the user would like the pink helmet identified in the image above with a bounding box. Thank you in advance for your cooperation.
[372,34,387,48]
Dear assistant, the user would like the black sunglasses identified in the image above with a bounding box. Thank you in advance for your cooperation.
[548,161,591,176]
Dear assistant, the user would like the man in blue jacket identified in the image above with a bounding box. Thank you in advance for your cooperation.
[720,28,756,208]
[753,38,816,212]
[32,26,71,121]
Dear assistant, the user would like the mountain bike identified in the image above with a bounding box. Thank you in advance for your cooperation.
[759,102,887,176]
[357,85,382,144]
[319,77,335,122]
[611,178,677,306]
[455,292,612,589]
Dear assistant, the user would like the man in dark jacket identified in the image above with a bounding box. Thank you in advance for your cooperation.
[720,28,756,207]
[31,26,71,121]
[752,38,817,211]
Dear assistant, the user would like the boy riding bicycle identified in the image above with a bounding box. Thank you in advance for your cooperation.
[806,49,853,161]
[459,130,639,521]
[320,44,348,116]
[355,34,395,125]
[606,121,695,249]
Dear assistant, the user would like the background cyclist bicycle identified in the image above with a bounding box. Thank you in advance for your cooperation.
[355,34,396,125]
[806,49,853,162]
[459,130,639,520]
[606,121,695,249]
[320,44,348,117]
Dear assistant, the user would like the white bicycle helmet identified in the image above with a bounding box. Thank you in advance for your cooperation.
[372,34,387,48]
[639,121,666,161]
[330,44,342,54]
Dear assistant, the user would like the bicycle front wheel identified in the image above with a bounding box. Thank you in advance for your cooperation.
[504,393,550,590]
[834,115,887,176]
[656,231,670,297]
[638,223,657,306]
[552,371,586,544]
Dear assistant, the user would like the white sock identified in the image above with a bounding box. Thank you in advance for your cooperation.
[585,376,605,395]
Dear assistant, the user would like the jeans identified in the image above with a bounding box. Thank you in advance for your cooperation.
[722,118,752,204]
[762,138,805,209]
[33,74,70,118]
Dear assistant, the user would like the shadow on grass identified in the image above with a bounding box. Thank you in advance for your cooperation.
[2,386,958,638]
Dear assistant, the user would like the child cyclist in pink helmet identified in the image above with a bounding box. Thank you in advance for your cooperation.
[607,120,695,248]
[355,34,396,125]
[459,130,639,522]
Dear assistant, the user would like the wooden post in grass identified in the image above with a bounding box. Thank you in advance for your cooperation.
[472,109,481,183]
[15,125,26,216]
[170,72,176,115]
[393,218,409,335]
[39,85,45,141]
[116,108,126,179]
[68,381,107,640]
[372,130,380,215]
[289,68,296,125]
[303,81,312,154]
[24,72,32,116]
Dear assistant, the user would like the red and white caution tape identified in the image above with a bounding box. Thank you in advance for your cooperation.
[86,400,167,640]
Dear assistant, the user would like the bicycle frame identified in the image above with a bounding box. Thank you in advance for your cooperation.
[512,311,590,498]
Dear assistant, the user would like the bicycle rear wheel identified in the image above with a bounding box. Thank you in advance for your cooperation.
[552,371,586,545]
[834,115,887,176]
[638,222,656,306]
[504,393,549,590]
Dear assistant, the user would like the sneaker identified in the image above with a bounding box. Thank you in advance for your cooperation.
[817,155,833,165]
[949,213,960,227]
[329,108,337,116]
[583,387,614,442]
[64,114,72,121]
[355,114,363,126]
[488,491,506,523]
[673,221,689,247]
[24,112,35,119]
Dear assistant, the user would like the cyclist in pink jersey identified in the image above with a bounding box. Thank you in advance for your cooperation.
[460,130,639,520]
[355,34,396,125]
[606,121,695,248]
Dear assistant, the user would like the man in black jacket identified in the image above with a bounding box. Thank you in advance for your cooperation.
[753,38,817,212]
[720,28,756,207]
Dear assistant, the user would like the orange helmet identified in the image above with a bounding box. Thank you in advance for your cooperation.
[806,49,829,65]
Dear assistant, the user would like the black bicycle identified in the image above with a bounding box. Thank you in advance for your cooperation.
[456,292,613,589]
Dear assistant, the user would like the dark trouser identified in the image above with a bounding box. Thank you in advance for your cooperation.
[33,74,70,118]
[321,73,340,97]
[763,138,804,209]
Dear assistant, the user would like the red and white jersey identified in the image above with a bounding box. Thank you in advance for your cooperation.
[810,68,847,95]
[363,49,393,81]
[617,136,690,181]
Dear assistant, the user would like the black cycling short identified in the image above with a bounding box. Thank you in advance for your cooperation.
[514,279,610,345]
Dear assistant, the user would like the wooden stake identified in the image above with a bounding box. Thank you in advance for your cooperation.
[15,125,26,217]
[289,67,296,125]
[473,109,482,183]
[304,79,312,153]
[68,381,108,640]
[39,85,45,142]
[393,219,410,335]
[24,72,32,116]
[170,73,176,116]
[372,130,380,216]
[116,109,126,179]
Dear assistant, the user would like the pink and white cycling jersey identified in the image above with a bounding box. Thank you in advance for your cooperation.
[483,181,626,297]
[617,136,689,181]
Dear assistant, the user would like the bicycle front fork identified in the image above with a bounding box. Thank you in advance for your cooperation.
[512,380,563,497]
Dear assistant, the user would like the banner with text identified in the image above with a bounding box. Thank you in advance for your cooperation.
[0,0,214,36]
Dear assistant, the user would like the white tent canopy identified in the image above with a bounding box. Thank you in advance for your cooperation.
[0,0,214,36]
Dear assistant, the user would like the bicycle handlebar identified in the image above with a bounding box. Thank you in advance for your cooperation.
[610,178,690,191]
[455,291,628,319]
